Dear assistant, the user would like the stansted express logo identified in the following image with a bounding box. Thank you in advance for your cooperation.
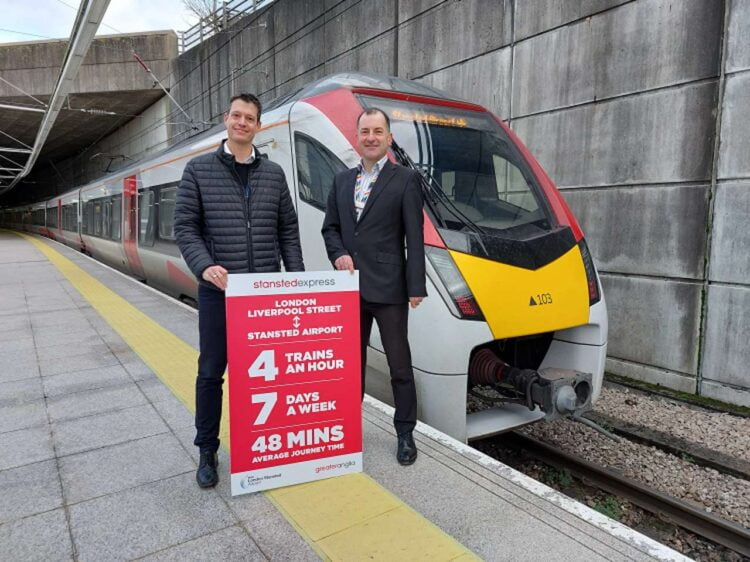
[252,278,337,290]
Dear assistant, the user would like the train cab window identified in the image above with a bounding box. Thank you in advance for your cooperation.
[294,133,346,210]
[491,156,539,213]
[358,95,552,234]
[158,187,177,240]
[111,195,122,241]
[138,190,155,247]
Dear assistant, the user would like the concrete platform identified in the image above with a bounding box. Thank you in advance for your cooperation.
[0,230,687,561]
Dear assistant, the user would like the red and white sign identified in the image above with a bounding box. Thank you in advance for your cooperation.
[225,271,362,495]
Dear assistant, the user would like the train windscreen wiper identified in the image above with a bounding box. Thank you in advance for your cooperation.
[390,139,484,235]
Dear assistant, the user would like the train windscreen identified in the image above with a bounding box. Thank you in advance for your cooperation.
[358,95,554,238]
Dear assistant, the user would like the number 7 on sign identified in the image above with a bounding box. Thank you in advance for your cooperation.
[251,392,277,425]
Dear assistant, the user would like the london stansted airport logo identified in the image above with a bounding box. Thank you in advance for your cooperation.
[252,277,336,290]
[239,472,281,489]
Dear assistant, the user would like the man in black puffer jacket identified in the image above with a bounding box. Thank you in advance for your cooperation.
[175,93,304,488]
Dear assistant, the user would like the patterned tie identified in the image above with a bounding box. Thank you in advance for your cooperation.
[354,164,379,220]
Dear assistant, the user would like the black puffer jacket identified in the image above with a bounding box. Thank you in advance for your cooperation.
[174,141,304,283]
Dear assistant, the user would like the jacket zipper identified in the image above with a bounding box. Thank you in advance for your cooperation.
[228,163,254,273]
[244,184,253,272]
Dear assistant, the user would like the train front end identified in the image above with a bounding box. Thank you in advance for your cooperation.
[353,90,608,441]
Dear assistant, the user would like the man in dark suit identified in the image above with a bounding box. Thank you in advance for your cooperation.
[322,108,426,465]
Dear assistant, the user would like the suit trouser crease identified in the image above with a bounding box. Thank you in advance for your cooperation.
[195,284,227,453]
[360,300,417,434]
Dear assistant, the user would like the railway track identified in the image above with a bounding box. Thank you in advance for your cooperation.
[499,432,750,557]
[583,411,750,481]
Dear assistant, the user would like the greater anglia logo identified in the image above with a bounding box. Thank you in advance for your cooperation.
[315,460,357,474]
[252,278,336,289]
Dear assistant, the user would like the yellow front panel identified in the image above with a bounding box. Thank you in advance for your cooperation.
[451,246,590,340]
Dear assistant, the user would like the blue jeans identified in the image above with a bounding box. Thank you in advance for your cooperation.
[194,284,227,453]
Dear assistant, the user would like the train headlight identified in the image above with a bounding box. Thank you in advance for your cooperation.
[425,246,484,320]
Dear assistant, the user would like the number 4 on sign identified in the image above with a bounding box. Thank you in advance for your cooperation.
[248,350,278,382]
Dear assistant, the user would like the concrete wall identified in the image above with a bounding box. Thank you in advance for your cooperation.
[76,0,750,404]
[0,31,175,97]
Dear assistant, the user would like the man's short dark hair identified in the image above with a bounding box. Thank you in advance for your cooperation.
[357,108,390,131]
[229,93,262,122]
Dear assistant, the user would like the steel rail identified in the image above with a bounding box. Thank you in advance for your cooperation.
[501,432,750,556]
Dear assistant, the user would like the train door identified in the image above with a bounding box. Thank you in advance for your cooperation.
[288,101,360,272]
[123,175,146,279]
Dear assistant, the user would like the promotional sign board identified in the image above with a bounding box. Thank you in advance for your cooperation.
[225,271,362,495]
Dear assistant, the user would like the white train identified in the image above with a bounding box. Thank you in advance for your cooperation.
[1,72,608,442]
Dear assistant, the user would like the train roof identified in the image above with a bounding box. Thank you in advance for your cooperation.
[159,72,462,166]
[265,71,463,112]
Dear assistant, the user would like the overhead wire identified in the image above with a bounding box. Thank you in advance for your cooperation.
[85,12,293,156]
[0,28,63,41]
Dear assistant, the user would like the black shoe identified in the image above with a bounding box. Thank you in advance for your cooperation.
[397,432,417,466]
[196,450,218,488]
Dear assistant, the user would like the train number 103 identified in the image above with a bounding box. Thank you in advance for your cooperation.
[530,293,553,306]
[537,293,553,304]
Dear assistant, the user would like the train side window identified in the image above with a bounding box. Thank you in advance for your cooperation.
[158,187,177,240]
[87,201,95,234]
[111,195,122,241]
[138,190,155,247]
[294,133,346,210]
[103,198,112,239]
[82,202,89,234]
[47,206,57,229]
[94,200,104,237]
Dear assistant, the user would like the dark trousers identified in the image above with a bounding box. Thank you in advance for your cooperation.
[194,284,227,453]
[360,300,417,435]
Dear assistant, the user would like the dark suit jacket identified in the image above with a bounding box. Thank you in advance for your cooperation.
[322,160,427,304]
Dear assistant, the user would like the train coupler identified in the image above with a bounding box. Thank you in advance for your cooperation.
[468,349,593,419]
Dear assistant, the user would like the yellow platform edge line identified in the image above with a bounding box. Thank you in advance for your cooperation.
[15,232,479,562]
